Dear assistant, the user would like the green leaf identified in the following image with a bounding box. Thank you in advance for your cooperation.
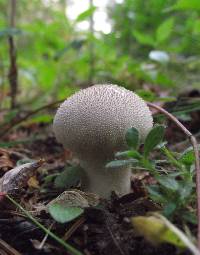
[182,211,197,225]
[179,181,194,201]
[174,0,200,10]
[49,203,83,223]
[157,176,179,191]
[179,147,196,166]
[144,125,165,157]
[133,30,155,46]
[163,203,177,218]
[156,18,174,43]
[54,166,82,189]
[125,127,140,149]
[115,150,142,159]
[76,7,96,22]
[106,159,138,169]
[136,90,156,102]
[147,185,166,203]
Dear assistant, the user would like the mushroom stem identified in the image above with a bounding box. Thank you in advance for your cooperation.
[80,160,131,198]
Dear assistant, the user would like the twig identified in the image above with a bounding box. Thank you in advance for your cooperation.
[0,99,64,138]
[0,238,21,255]
[8,0,18,109]
[38,223,54,250]
[63,217,85,241]
[105,216,125,255]
[147,102,200,251]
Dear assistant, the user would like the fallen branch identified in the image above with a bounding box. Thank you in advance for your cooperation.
[147,102,200,251]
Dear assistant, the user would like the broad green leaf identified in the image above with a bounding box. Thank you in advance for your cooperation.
[174,0,200,10]
[131,214,199,254]
[76,7,96,22]
[133,30,155,46]
[156,18,174,43]
[144,125,165,157]
[54,166,82,189]
[125,127,140,149]
[156,176,179,191]
[47,190,92,223]
[106,159,138,169]
[49,203,83,223]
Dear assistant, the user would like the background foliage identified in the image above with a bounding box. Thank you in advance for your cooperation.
[0,0,200,109]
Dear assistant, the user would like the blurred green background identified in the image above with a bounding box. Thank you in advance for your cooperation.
[0,0,200,110]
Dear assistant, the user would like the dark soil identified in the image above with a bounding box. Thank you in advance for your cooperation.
[0,91,199,255]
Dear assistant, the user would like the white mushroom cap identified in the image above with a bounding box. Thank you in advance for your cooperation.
[53,84,153,161]
[53,84,153,198]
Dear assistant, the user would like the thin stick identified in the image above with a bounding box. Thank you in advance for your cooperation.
[38,223,54,250]
[147,102,200,250]
[0,99,64,137]
[63,217,85,241]
[8,0,18,109]
[0,238,22,255]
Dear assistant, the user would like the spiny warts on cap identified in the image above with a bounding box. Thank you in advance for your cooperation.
[53,84,153,160]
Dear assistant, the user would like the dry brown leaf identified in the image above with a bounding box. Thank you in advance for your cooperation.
[0,148,14,172]
[0,159,45,194]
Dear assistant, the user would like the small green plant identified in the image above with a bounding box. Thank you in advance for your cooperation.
[106,125,197,224]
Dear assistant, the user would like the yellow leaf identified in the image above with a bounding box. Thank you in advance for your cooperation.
[28,176,39,188]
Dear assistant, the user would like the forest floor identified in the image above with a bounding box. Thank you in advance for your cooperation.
[0,89,199,255]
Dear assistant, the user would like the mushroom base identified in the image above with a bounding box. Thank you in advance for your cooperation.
[80,160,131,199]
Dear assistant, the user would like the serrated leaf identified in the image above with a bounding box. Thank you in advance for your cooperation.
[144,125,165,158]
[54,166,82,189]
[156,18,174,43]
[76,7,96,22]
[125,127,140,149]
[49,204,83,223]
[106,159,138,169]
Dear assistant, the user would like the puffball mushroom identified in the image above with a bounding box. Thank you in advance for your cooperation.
[53,84,153,198]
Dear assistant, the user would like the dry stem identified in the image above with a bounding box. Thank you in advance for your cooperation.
[8,0,18,109]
